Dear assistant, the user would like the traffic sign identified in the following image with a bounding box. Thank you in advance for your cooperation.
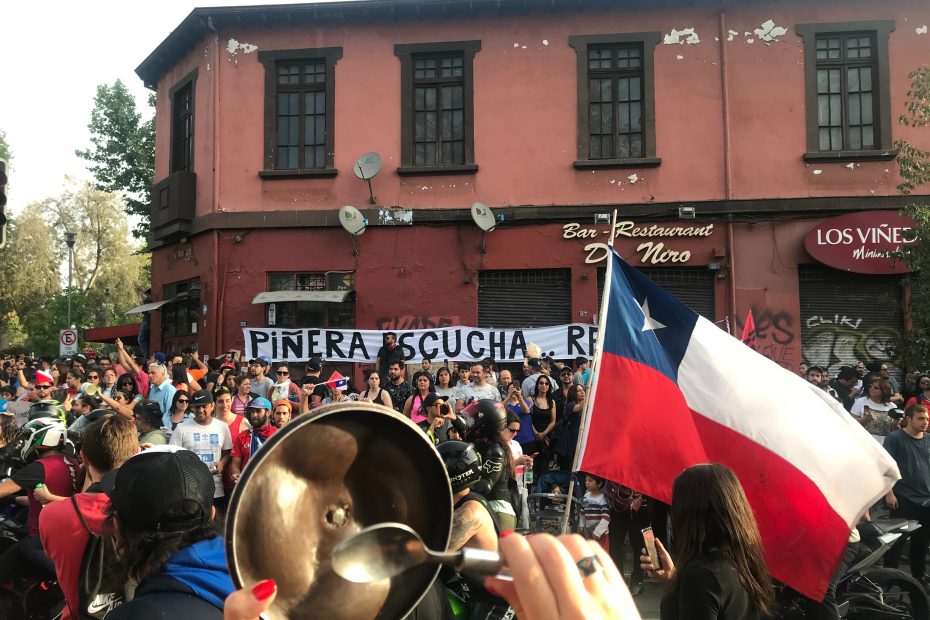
[59,329,78,357]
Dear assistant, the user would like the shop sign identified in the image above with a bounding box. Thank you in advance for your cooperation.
[563,221,714,264]
[803,211,916,274]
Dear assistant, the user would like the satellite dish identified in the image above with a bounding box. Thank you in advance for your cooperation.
[471,202,498,233]
[354,152,382,181]
[339,205,367,236]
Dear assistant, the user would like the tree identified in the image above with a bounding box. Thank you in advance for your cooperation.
[0,129,11,161]
[895,66,930,367]
[76,81,155,239]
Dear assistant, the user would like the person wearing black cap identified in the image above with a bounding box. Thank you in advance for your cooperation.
[102,448,234,619]
[418,393,465,445]
[248,357,274,401]
[168,390,233,509]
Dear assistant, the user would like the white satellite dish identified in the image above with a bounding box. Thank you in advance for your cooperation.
[471,202,498,232]
[354,152,382,180]
[339,205,367,236]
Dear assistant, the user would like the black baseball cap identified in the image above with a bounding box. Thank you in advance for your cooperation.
[527,358,542,370]
[422,393,450,409]
[306,356,323,372]
[135,400,164,426]
[560,366,573,376]
[109,449,214,531]
[190,389,213,406]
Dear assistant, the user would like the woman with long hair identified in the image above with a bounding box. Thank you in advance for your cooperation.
[555,383,585,471]
[906,373,930,409]
[167,390,191,430]
[434,366,457,398]
[467,400,517,531]
[231,376,254,416]
[170,363,191,394]
[641,463,775,619]
[115,373,139,400]
[357,371,392,409]
[851,378,899,442]
[403,371,435,424]
[525,375,556,478]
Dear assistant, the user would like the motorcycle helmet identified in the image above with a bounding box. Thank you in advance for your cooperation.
[437,441,483,493]
[464,399,508,442]
[19,417,71,463]
[28,399,66,423]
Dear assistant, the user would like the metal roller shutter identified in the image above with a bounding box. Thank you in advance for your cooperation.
[478,269,572,328]
[597,266,716,320]
[798,264,903,376]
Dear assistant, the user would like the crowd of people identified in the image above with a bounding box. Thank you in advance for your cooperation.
[0,334,921,620]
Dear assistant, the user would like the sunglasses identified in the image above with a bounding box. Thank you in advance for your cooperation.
[35,384,53,389]
[506,427,520,433]
[277,371,289,376]
[87,375,99,379]
[177,399,190,403]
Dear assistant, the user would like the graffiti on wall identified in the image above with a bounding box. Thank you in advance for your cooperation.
[736,306,799,370]
[374,315,460,331]
[802,315,901,376]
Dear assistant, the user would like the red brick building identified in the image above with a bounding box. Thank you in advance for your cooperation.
[136,0,930,376]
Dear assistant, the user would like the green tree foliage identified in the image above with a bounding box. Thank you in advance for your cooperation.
[895,66,930,367]
[76,81,155,239]
[0,129,11,161]
[0,183,148,356]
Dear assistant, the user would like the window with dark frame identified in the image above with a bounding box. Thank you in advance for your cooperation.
[796,21,895,161]
[266,272,355,329]
[395,41,480,175]
[162,278,201,338]
[170,79,194,174]
[569,33,661,169]
[258,48,342,178]
[814,33,878,152]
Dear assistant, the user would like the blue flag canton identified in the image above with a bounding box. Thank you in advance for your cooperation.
[602,251,699,383]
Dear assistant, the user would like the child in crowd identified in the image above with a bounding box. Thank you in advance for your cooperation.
[582,473,610,552]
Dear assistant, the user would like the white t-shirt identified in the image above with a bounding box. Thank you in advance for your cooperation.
[169,418,233,497]
[455,382,501,406]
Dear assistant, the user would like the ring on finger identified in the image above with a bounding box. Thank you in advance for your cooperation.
[576,555,603,578]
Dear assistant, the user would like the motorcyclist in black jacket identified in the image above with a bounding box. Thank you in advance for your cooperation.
[465,400,517,531]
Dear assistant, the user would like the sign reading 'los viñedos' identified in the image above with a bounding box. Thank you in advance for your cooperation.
[804,211,916,274]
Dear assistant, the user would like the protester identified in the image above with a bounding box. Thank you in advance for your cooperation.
[103,449,234,619]
[404,370,435,423]
[883,403,930,588]
[375,331,405,380]
[268,362,300,404]
[640,463,775,619]
[169,390,233,510]
[385,361,413,415]
[248,358,275,399]
[135,399,169,445]
[455,362,501,412]
[851,378,900,443]
[419,357,435,383]
[271,399,292,428]
[115,338,150,398]
[434,366,457,398]
[527,375,557,477]
[299,356,327,411]
[905,373,930,409]
[466,400,517,531]
[166,389,192,430]
[39,414,139,620]
[573,356,591,388]
[229,397,277,483]
[0,416,79,583]
[829,366,860,412]
[606,482,649,596]
[357,370,393,408]
[231,376,254,415]
[555,383,585,471]
[581,474,610,552]
[147,362,177,419]
[879,362,904,403]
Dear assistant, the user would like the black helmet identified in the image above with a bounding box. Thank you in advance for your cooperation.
[465,400,508,442]
[437,441,483,493]
[28,400,65,422]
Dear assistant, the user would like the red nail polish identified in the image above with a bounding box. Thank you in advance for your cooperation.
[500,530,514,538]
[252,579,277,601]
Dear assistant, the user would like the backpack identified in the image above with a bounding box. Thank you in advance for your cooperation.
[70,495,123,619]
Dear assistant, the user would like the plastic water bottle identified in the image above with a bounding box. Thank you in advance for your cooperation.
[525,467,534,487]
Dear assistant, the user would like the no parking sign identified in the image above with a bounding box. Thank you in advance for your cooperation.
[59,329,78,357]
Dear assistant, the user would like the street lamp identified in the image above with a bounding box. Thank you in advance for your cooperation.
[65,231,76,328]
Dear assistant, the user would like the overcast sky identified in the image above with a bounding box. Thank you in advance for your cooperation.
[0,0,353,213]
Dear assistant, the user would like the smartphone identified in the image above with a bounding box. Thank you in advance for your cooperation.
[642,527,661,571]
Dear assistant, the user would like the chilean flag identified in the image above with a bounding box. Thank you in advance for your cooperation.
[577,250,899,600]
[324,371,349,391]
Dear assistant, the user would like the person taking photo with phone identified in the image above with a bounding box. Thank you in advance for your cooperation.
[640,463,774,620]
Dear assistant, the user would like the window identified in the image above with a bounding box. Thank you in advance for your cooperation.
[169,69,197,174]
[569,33,661,169]
[162,278,201,338]
[395,41,481,175]
[796,21,895,161]
[258,48,343,178]
[266,271,355,328]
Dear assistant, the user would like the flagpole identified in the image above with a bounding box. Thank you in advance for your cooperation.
[560,209,618,534]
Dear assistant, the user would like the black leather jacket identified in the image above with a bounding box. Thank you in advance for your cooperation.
[473,440,512,503]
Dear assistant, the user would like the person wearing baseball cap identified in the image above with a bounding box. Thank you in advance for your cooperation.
[228,396,277,484]
[103,449,234,619]
[168,390,233,510]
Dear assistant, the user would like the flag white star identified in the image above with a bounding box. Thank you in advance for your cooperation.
[639,298,666,332]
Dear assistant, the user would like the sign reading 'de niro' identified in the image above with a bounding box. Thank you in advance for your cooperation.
[804,211,916,275]
[243,324,597,363]
[563,221,714,265]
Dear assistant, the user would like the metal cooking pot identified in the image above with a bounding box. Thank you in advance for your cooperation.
[225,402,453,620]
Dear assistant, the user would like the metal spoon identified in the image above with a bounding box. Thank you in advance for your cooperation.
[332,522,509,583]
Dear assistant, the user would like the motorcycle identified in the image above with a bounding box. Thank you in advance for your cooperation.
[777,517,930,619]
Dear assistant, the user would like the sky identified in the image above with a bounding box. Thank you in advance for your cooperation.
[0,0,354,214]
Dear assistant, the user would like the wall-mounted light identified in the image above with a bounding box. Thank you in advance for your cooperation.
[678,206,696,219]
[594,213,611,224]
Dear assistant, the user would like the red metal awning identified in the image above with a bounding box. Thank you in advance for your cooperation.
[84,323,141,344]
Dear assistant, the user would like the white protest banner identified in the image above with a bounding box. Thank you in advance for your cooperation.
[242,324,598,363]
